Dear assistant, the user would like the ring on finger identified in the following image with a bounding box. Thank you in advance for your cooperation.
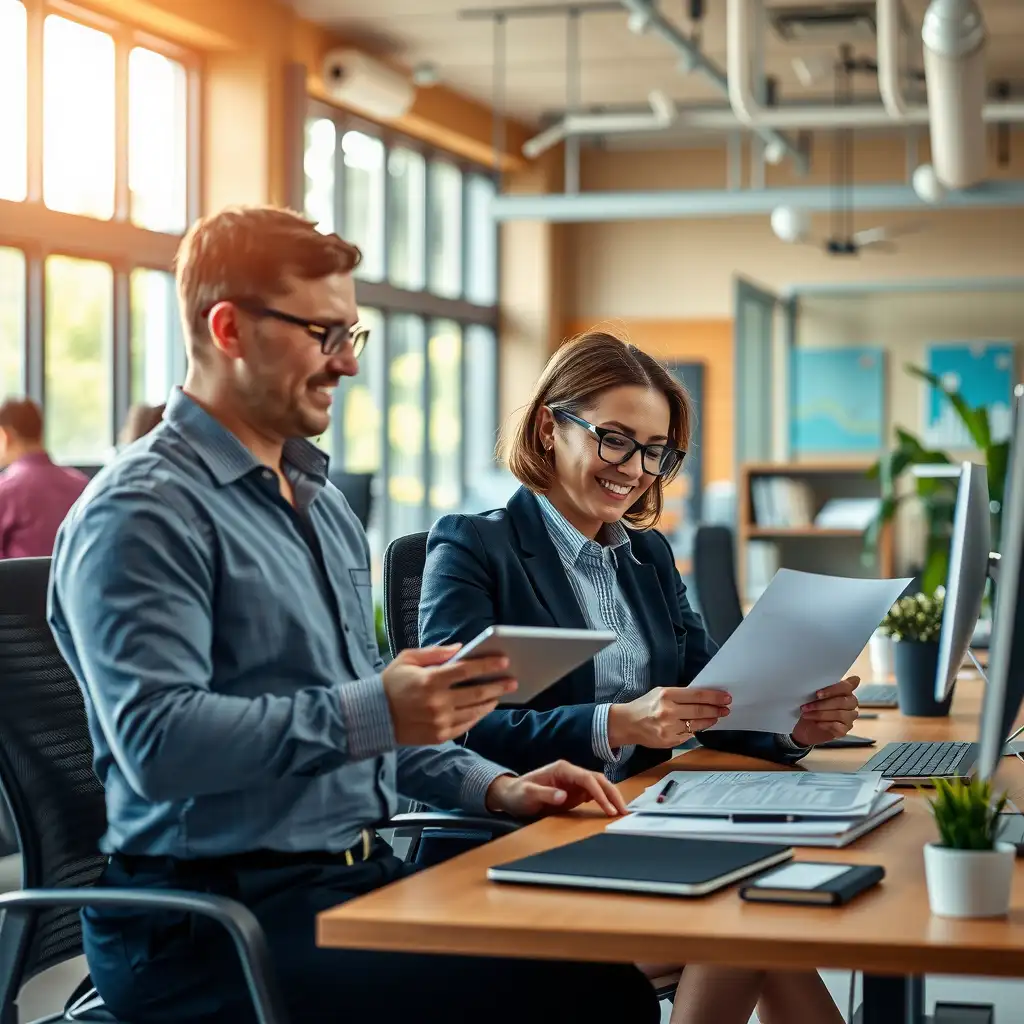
[685,720,692,734]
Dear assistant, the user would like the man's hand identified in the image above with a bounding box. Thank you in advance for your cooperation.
[382,645,517,746]
[606,687,731,749]
[485,760,628,819]
[791,676,861,748]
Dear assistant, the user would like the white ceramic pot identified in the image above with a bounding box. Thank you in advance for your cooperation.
[923,841,1016,918]
[868,629,894,680]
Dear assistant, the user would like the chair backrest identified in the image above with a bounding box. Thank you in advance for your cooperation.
[0,557,107,988]
[382,533,429,657]
[692,524,745,647]
[328,471,374,529]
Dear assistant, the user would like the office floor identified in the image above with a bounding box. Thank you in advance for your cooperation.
[3,853,1022,1024]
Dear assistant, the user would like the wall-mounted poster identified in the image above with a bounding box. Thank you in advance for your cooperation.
[789,347,885,454]
[925,342,1016,447]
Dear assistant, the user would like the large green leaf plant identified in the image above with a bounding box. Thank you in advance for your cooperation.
[866,364,1009,595]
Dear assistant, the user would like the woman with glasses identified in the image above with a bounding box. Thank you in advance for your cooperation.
[419,330,851,1024]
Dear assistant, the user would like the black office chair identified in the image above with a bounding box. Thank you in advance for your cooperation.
[328,471,374,530]
[0,557,512,1023]
[382,532,430,657]
[692,524,745,647]
[379,536,680,1002]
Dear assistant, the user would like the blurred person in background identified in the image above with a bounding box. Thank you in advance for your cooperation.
[119,402,165,446]
[0,397,87,559]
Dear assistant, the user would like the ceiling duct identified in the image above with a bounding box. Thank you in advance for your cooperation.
[522,90,675,158]
[726,0,1024,131]
[769,3,877,44]
[619,0,806,168]
[921,0,988,189]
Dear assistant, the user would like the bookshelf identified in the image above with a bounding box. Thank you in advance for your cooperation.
[738,461,895,601]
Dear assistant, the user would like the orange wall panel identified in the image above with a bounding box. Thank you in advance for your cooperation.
[563,318,734,484]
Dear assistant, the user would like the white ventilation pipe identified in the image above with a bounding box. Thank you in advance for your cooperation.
[522,91,675,158]
[877,0,922,119]
[922,0,988,188]
[725,0,1024,131]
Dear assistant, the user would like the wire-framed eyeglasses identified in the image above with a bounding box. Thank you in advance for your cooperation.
[553,409,686,477]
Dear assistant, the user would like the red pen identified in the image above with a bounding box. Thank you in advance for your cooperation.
[656,779,678,804]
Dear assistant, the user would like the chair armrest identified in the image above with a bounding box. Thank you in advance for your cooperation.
[385,811,520,839]
[0,888,289,1024]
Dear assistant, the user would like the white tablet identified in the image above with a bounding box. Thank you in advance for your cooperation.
[448,625,616,705]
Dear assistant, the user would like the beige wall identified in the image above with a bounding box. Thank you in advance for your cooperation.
[566,137,1024,320]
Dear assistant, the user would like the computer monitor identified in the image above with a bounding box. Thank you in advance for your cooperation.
[933,461,991,702]
[976,386,1024,781]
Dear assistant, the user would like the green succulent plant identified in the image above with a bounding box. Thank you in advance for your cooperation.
[878,589,945,643]
[925,776,1008,851]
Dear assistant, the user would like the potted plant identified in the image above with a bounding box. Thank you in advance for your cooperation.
[923,777,1015,918]
[878,590,949,716]
[865,364,1010,595]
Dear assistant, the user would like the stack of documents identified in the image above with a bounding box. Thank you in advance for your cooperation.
[607,771,904,849]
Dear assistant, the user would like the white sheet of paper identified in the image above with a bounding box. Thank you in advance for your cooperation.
[696,568,913,734]
[630,770,886,817]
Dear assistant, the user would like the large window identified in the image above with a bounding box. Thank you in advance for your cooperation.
[0,2,27,203]
[43,15,116,220]
[45,256,113,461]
[129,47,188,233]
[304,107,500,558]
[1,1,197,464]
[343,131,385,281]
[130,269,185,406]
[0,248,26,396]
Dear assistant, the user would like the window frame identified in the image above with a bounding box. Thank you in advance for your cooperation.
[0,0,200,456]
[307,102,501,546]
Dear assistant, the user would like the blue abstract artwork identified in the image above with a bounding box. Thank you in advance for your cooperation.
[925,343,1016,447]
[790,347,885,454]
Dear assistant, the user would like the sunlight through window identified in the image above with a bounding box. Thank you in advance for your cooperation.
[0,1,27,203]
[0,248,26,396]
[45,256,113,461]
[129,48,187,233]
[304,117,336,234]
[43,16,115,219]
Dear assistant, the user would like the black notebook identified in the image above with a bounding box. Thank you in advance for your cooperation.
[487,833,793,897]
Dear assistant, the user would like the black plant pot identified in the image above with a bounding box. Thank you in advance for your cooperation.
[894,640,952,717]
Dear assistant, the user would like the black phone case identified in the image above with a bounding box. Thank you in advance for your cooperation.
[739,864,884,906]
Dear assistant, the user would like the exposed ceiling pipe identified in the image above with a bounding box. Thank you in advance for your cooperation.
[876,0,921,119]
[922,0,988,188]
[489,179,1024,223]
[522,90,675,158]
[618,0,806,170]
[726,0,1024,130]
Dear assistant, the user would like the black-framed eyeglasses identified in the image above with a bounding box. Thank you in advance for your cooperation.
[553,409,686,477]
[207,299,369,358]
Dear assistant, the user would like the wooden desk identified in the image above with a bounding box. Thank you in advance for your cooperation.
[318,676,1024,1022]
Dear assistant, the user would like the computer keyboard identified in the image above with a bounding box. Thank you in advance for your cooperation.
[857,740,978,782]
[857,684,899,708]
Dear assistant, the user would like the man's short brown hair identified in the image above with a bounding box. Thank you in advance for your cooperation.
[503,330,693,530]
[0,398,44,443]
[174,205,362,348]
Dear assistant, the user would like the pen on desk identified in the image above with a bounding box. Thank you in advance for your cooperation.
[858,713,879,720]
[656,779,678,804]
[730,813,804,824]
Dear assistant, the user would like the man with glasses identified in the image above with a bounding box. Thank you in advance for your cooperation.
[47,206,659,1024]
